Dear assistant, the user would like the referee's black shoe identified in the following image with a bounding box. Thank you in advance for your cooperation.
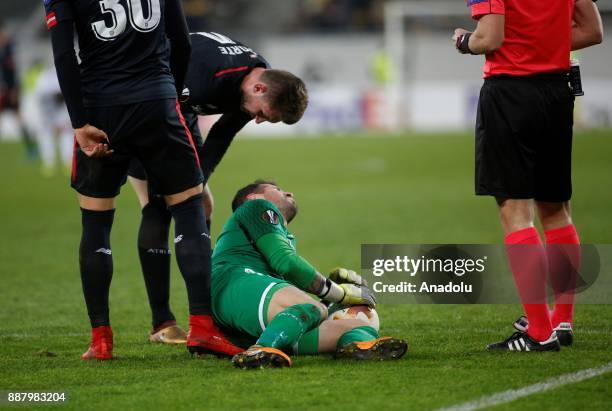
[553,323,574,347]
[487,331,561,352]
[513,315,574,347]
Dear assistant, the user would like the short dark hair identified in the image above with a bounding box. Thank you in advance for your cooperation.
[261,70,308,125]
[231,179,277,211]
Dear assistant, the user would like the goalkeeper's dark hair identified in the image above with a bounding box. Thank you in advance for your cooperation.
[261,70,308,125]
[232,179,278,212]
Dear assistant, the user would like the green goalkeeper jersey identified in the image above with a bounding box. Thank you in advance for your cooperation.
[213,199,298,278]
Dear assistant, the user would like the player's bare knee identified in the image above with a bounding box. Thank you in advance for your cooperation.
[202,184,214,219]
[338,318,370,333]
[78,194,116,211]
[267,286,326,322]
[321,318,371,341]
[496,198,535,234]
[536,201,572,230]
[165,184,203,207]
[128,176,150,209]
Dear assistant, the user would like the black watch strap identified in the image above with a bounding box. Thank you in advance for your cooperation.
[457,33,476,55]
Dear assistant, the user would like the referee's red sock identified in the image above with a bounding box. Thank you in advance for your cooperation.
[545,224,580,328]
[505,227,552,342]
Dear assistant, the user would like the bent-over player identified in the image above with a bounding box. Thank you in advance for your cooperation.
[127,32,308,344]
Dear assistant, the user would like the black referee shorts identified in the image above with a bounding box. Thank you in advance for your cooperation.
[72,98,203,198]
[475,74,575,202]
[128,110,204,190]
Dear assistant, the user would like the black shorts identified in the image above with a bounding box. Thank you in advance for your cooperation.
[72,98,203,198]
[475,74,575,202]
[128,110,204,188]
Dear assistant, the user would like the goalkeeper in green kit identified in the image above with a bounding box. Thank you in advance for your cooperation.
[211,180,408,369]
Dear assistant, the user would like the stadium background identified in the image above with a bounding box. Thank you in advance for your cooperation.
[1,1,611,410]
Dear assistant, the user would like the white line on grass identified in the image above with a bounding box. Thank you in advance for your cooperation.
[436,362,612,411]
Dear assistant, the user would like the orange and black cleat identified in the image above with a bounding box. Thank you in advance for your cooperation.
[335,337,408,360]
[186,315,243,357]
[82,325,113,360]
[232,345,292,369]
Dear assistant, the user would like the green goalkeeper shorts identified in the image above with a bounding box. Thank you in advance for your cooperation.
[211,266,291,338]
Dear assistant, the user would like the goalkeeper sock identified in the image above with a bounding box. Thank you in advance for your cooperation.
[138,196,175,329]
[79,208,115,327]
[257,304,321,349]
[337,326,379,348]
[169,194,212,315]
[294,327,320,355]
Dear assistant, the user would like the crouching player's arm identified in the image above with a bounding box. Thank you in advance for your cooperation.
[255,234,376,307]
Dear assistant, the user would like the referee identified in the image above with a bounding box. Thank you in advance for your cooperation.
[453,0,603,351]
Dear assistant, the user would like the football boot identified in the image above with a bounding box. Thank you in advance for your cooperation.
[186,315,243,357]
[82,325,113,360]
[149,321,187,344]
[335,337,408,360]
[513,315,574,346]
[487,330,560,352]
[232,345,292,369]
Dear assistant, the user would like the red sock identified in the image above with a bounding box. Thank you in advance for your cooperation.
[505,227,552,342]
[545,224,580,328]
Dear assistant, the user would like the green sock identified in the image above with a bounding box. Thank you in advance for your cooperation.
[257,304,321,349]
[294,327,320,355]
[337,326,379,349]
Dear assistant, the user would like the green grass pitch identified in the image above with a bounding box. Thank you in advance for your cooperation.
[1,130,611,410]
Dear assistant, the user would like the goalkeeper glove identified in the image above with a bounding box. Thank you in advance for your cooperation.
[339,283,377,308]
[329,267,368,286]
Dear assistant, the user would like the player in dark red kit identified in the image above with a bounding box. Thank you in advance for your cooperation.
[43,0,242,359]
[126,31,308,343]
[453,0,603,351]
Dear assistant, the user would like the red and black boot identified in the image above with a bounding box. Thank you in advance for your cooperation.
[186,315,243,357]
[82,325,113,360]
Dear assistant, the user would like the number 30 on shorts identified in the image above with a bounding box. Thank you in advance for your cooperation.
[91,0,161,41]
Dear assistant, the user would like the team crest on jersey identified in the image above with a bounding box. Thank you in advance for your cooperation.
[261,210,279,225]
